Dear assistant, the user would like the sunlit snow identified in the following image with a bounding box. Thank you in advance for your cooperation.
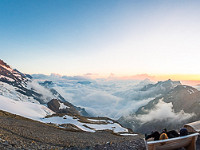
[0,95,54,120]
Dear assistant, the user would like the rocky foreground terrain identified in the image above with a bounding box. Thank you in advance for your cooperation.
[0,110,146,150]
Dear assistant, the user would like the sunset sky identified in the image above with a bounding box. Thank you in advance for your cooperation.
[1,0,200,81]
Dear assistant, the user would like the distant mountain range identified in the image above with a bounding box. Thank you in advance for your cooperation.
[114,79,181,101]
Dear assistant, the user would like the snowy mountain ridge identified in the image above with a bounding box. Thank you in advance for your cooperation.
[0,59,73,104]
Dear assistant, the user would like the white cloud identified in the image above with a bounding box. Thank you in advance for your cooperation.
[27,80,55,102]
[44,77,154,119]
[32,75,174,119]
[137,99,195,123]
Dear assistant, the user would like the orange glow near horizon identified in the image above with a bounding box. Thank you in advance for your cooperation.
[100,73,200,85]
[39,73,200,85]
[154,74,200,81]
[154,74,200,85]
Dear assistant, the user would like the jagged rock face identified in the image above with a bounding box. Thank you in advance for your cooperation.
[47,99,80,116]
[0,59,28,86]
[0,59,44,103]
[162,85,200,114]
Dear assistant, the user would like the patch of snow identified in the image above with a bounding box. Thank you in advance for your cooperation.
[120,133,138,136]
[42,115,95,132]
[86,123,128,133]
[42,115,128,133]
[59,101,70,109]
[187,89,195,94]
[87,119,113,123]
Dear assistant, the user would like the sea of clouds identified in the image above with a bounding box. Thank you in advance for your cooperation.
[32,74,196,122]
[32,74,156,119]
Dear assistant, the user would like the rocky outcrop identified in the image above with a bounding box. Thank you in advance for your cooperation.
[47,99,91,117]
[47,99,80,115]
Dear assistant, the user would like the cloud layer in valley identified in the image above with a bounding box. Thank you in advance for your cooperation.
[32,74,155,119]
[136,99,195,123]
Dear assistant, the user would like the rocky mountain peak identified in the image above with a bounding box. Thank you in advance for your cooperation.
[0,59,10,68]
[0,59,28,87]
[141,79,181,92]
[157,79,181,87]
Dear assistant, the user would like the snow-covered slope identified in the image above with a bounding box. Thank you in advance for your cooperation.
[0,59,62,104]
[0,80,57,104]
[0,95,54,120]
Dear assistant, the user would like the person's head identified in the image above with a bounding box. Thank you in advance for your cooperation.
[179,128,189,136]
[162,128,167,133]
[159,133,168,140]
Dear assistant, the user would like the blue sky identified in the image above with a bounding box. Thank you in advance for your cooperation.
[1,0,200,78]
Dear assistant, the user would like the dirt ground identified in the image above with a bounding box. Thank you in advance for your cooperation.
[0,110,146,149]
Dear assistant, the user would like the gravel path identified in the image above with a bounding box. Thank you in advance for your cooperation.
[0,110,146,149]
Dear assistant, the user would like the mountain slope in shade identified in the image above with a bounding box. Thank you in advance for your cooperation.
[119,82,200,133]
[135,85,200,116]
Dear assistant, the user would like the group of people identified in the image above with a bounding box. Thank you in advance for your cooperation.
[145,128,189,141]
